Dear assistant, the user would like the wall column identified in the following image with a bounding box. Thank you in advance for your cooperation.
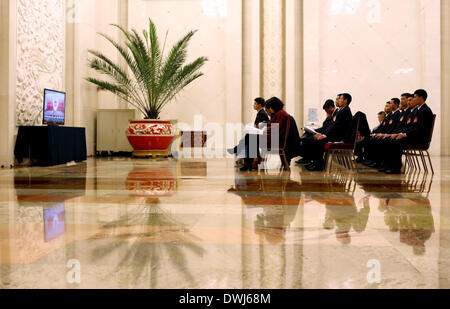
[442,0,450,156]
[261,0,285,101]
[285,0,303,127]
[0,0,15,168]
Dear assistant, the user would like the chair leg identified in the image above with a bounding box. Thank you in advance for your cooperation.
[326,150,333,173]
[420,151,428,173]
[280,151,290,171]
[426,151,434,174]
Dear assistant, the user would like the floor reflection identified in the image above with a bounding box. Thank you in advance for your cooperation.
[0,157,448,288]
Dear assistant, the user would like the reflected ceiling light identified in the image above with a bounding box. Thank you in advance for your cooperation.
[202,0,227,17]
[330,0,361,15]
[394,68,414,75]
[330,0,345,15]
[345,0,361,15]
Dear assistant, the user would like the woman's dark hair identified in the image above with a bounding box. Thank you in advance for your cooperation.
[323,99,335,109]
[414,89,428,101]
[254,97,265,107]
[266,97,284,112]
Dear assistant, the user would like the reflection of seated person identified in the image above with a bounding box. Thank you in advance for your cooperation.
[227,172,301,243]
[296,99,337,165]
[322,196,369,245]
[379,195,434,255]
[228,98,269,164]
[254,204,299,243]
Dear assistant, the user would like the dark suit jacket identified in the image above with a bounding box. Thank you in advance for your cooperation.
[404,104,434,146]
[323,105,353,142]
[347,112,370,143]
[317,109,338,134]
[385,110,402,134]
[392,109,412,133]
[375,113,392,134]
[254,109,270,128]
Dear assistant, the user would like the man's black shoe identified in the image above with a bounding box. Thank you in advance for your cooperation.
[295,158,311,165]
[240,165,253,172]
[355,157,364,164]
[227,147,237,155]
[306,163,324,172]
[363,160,374,166]
[306,162,315,169]
[368,162,379,168]
[385,169,402,174]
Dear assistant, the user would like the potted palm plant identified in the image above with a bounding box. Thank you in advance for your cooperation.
[86,19,207,157]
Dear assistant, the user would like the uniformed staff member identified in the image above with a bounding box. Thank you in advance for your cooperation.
[376,89,434,174]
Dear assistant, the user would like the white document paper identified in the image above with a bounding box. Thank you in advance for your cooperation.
[245,125,264,135]
[303,126,318,135]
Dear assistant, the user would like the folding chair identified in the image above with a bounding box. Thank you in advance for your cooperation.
[262,117,291,171]
[324,117,360,173]
[402,114,436,174]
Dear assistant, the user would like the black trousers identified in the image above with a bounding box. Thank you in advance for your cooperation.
[377,137,411,170]
[300,137,327,166]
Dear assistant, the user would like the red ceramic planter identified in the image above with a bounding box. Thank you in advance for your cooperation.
[126,120,176,157]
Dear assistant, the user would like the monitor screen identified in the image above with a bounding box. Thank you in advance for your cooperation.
[43,204,66,242]
[43,89,66,125]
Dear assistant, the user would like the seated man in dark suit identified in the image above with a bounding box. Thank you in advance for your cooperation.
[302,93,353,171]
[296,98,337,165]
[228,97,270,160]
[378,89,434,174]
[372,111,386,133]
[365,98,403,169]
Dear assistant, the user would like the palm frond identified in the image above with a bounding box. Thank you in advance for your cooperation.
[86,19,207,119]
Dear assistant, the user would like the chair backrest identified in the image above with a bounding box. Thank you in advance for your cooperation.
[344,113,361,147]
[352,117,361,151]
[281,116,291,150]
[424,114,436,150]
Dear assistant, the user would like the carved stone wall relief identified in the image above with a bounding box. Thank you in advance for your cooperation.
[16,0,65,126]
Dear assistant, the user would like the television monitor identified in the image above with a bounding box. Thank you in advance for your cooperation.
[43,89,66,125]
[43,204,66,242]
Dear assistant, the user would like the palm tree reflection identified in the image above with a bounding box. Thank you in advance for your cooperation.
[89,168,205,288]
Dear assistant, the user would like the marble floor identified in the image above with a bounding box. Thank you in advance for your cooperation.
[0,156,449,289]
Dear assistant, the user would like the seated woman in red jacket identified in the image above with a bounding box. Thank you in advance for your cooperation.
[241,97,295,171]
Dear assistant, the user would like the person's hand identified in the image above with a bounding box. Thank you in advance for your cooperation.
[314,134,327,141]
[395,133,407,140]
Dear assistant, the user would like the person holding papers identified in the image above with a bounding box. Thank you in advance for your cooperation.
[296,99,337,165]
[228,98,269,169]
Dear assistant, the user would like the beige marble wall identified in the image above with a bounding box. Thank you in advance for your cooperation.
[442,0,450,156]
[304,0,441,155]
[66,0,123,155]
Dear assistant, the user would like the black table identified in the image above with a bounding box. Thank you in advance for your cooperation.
[14,126,87,166]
